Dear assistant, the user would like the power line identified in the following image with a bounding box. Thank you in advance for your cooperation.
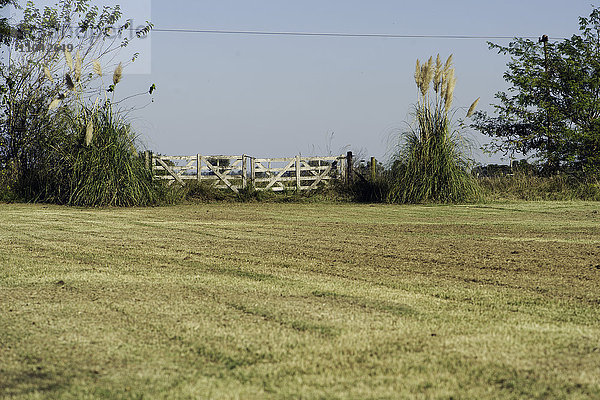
[150,28,567,41]
[3,22,568,41]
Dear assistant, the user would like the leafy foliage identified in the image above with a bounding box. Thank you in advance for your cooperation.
[472,6,600,174]
[0,1,17,45]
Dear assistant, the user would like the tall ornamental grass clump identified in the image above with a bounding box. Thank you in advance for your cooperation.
[58,104,165,207]
[28,53,174,206]
[388,55,481,203]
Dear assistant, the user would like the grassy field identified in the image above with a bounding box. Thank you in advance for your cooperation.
[1,201,599,399]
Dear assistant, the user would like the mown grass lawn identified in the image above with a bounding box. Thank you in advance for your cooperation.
[1,201,599,399]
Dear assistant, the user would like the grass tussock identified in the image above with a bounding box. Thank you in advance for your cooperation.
[388,55,481,204]
[67,106,178,206]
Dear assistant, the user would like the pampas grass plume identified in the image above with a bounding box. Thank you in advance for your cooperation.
[444,54,454,74]
[48,98,61,110]
[433,54,443,93]
[85,119,94,146]
[44,66,53,82]
[414,59,422,87]
[466,97,480,118]
[74,51,82,82]
[424,56,435,87]
[418,57,434,96]
[93,60,102,77]
[64,50,74,72]
[113,63,123,85]
[444,72,457,112]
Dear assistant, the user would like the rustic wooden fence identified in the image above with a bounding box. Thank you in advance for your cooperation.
[146,153,349,193]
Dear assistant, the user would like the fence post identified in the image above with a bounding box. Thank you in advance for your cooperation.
[144,150,153,174]
[371,157,376,181]
[197,154,202,182]
[346,151,353,185]
[242,155,247,189]
[296,155,301,191]
[250,156,256,189]
[338,155,345,181]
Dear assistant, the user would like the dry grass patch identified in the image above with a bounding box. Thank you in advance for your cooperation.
[0,202,599,399]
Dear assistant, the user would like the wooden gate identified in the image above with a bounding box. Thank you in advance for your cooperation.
[150,153,346,192]
[251,156,343,191]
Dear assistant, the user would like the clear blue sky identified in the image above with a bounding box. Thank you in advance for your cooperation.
[18,1,598,163]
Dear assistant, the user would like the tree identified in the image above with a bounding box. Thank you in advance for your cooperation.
[472,6,600,175]
[0,0,18,104]
[0,1,17,44]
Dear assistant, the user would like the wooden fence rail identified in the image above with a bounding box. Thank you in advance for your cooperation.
[148,153,349,193]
